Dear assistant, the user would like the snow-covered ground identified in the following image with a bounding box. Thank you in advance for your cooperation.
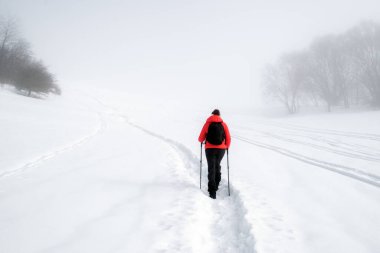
[1,87,379,253]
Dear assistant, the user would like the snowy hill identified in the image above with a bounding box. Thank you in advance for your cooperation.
[1,88,379,253]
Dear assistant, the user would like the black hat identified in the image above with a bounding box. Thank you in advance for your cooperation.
[212,109,220,116]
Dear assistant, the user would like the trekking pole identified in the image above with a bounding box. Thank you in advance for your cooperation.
[200,142,203,189]
[227,149,230,196]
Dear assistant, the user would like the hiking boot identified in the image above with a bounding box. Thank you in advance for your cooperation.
[209,192,216,199]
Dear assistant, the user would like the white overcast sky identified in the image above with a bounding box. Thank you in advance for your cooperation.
[1,0,380,105]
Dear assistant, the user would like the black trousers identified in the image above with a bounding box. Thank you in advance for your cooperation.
[205,148,226,194]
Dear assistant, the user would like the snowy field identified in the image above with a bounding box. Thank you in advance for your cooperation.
[1,87,379,253]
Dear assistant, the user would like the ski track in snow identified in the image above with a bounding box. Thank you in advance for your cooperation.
[284,132,380,157]
[233,135,380,188]
[91,98,257,253]
[247,120,380,142]
[235,122,380,155]
[234,127,380,162]
[0,111,107,180]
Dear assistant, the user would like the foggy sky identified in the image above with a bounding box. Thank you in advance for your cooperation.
[1,0,380,106]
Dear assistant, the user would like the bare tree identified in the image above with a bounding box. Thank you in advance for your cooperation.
[345,21,380,107]
[308,35,343,112]
[262,52,308,113]
[5,39,31,84]
[0,17,18,85]
[261,20,380,113]
[14,60,56,96]
[263,64,295,113]
[0,16,60,97]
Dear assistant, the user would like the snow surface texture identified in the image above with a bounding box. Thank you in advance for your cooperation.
[1,87,379,253]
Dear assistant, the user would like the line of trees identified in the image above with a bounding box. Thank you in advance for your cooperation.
[262,21,380,113]
[0,17,60,97]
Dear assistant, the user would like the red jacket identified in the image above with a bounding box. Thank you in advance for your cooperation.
[198,115,231,149]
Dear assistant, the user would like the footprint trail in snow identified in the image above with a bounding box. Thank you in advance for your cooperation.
[93,99,257,253]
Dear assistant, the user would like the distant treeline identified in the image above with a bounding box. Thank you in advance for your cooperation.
[262,21,380,113]
[0,17,60,97]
